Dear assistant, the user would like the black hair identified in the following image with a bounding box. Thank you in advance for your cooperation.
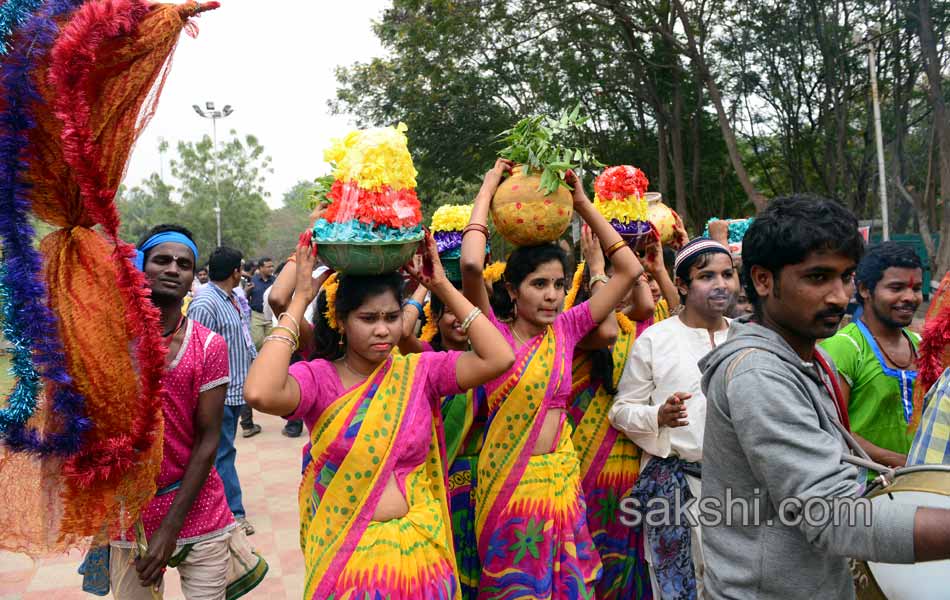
[259,256,274,265]
[197,266,208,273]
[662,245,676,281]
[312,273,404,360]
[742,194,864,308]
[136,224,196,264]
[490,244,570,320]
[854,242,922,305]
[675,250,734,304]
[573,263,616,394]
[207,246,243,282]
[273,260,288,277]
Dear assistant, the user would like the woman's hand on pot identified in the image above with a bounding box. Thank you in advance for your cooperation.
[481,158,514,194]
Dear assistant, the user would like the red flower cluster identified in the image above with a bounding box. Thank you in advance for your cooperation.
[323,180,422,229]
[594,165,650,201]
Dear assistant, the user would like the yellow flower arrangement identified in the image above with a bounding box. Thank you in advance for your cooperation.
[483,261,506,285]
[592,195,649,224]
[563,261,586,310]
[616,311,635,335]
[419,301,438,342]
[322,273,340,332]
[430,204,472,233]
[324,123,418,191]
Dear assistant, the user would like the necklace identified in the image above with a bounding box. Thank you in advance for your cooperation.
[340,357,372,379]
[861,319,916,370]
[162,314,186,339]
[511,324,539,347]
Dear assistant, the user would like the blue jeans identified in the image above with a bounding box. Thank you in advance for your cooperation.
[216,404,245,518]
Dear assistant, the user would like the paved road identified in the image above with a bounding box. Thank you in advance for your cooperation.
[0,410,307,599]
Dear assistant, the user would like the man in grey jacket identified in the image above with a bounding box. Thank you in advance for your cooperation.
[700,194,950,599]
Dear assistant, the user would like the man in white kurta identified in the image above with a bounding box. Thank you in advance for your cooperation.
[609,238,736,600]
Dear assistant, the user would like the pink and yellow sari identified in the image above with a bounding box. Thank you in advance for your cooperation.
[475,326,601,599]
[569,323,652,600]
[298,354,460,600]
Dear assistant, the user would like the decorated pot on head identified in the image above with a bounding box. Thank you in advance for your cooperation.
[592,165,652,250]
[644,192,689,249]
[430,203,480,283]
[491,165,573,247]
[312,124,424,275]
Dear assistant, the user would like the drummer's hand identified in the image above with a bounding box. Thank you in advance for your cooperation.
[481,158,514,193]
[135,523,176,588]
[294,232,321,305]
[657,392,691,428]
[404,231,448,291]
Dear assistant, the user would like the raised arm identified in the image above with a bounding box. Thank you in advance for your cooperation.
[407,233,514,390]
[461,159,513,314]
[245,239,328,417]
[641,234,680,312]
[397,283,429,355]
[577,224,618,350]
[567,170,645,324]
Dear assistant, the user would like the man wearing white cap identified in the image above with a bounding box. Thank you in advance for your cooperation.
[609,237,738,599]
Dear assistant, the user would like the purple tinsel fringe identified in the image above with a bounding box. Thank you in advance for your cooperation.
[433,231,462,254]
[0,0,91,455]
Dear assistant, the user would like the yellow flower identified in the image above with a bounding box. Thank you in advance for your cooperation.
[616,311,635,334]
[324,124,418,191]
[322,273,340,332]
[592,195,649,223]
[483,261,506,284]
[430,204,473,233]
[563,261,586,310]
[420,301,438,342]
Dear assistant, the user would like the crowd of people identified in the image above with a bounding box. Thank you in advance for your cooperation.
[117,159,950,600]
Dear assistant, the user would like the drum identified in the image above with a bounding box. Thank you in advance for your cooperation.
[853,465,950,599]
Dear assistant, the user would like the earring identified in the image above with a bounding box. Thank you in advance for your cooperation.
[338,334,345,349]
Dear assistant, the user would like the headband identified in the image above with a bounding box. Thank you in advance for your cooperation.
[673,237,730,278]
[134,232,199,271]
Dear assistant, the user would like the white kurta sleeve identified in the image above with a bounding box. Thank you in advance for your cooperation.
[608,334,673,457]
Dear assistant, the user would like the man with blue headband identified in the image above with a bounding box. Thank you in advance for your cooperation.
[112,224,237,596]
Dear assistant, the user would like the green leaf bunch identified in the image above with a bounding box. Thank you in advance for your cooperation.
[497,103,603,195]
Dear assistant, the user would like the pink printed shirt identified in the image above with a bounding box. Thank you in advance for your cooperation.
[113,319,235,546]
[287,352,462,496]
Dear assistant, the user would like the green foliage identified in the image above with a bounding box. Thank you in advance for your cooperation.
[497,105,604,195]
[170,131,273,262]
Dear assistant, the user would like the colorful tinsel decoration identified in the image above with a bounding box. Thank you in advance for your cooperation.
[703,217,753,243]
[0,0,220,555]
[0,0,44,54]
[314,124,423,242]
[0,0,91,456]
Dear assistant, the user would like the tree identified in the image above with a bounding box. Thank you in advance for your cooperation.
[117,173,178,244]
[170,131,273,262]
[256,180,317,262]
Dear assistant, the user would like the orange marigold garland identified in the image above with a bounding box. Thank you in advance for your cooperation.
[419,301,438,343]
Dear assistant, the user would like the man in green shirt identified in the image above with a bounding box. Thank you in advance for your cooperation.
[821,241,923,467]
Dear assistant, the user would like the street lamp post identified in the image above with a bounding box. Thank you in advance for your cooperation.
[192,101,234,247]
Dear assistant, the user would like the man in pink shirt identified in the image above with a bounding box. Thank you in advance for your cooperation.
[110,224,236,598]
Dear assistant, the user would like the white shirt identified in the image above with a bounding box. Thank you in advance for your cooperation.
[265,266,328,326]
[609,314,731,466]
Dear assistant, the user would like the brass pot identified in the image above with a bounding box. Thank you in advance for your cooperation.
[491,165,573,247]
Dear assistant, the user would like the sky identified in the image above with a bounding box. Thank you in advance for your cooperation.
[123,0,389,209]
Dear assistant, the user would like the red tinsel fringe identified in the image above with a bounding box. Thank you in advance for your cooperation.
[323,179,422,229]
[48,0,166,490]
[910,304,950,431]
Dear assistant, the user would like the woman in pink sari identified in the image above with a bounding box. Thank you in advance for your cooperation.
[460,160,647,599]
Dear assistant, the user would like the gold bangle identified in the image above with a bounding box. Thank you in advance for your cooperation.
[278,312,301,336]
[459,307,483,333]
[604,240,627,259]
[264,334,297,351]
[272,325,299,344]
[589,274,609,288]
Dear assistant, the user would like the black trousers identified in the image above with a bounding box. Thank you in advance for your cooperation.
[240,403,255,429]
